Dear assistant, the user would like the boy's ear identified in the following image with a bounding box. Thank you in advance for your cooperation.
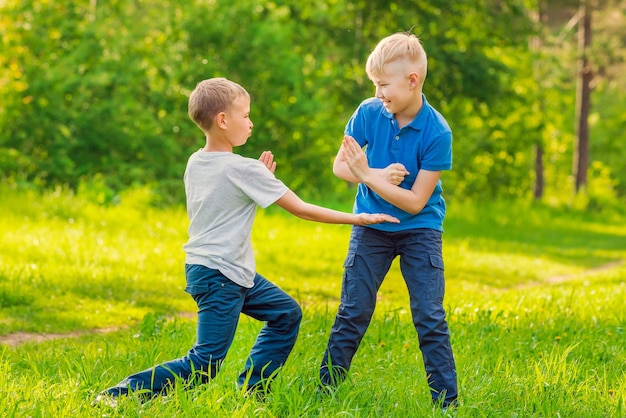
[216,112,227,129]
[408,72,420,88]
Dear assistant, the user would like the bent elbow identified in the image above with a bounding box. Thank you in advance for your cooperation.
[333,165,355,183]
[405,203,426,215]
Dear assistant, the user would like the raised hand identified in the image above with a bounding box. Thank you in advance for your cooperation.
[340,135,371,182]
[341,135,409,186]
[258,151,277,173]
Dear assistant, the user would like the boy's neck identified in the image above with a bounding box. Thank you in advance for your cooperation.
[202,135,233,152]
[395,93,423,128]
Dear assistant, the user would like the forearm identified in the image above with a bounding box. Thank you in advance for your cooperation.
[275,190,361,225]
[333,159,360,183]
[361,175,427,215]
[339,136,437,214]
[337,157,426,214]
[334,159,386,184]
[292,201,362,224]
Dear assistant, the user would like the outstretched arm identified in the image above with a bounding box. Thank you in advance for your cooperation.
[274,190,398,225]
[259,149,398,225]
[340,136,440,215]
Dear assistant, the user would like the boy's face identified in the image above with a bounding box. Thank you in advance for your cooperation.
[368,59,418,116]
[224,96,253,147]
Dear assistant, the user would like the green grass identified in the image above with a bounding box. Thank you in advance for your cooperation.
[1,186,625,417]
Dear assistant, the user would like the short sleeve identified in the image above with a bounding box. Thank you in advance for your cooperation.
[421,132,453,171]
[234,160,289,208]
[344,99,373,147]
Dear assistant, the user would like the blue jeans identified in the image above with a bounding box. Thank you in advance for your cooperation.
[102,265,302,396]
[320,226,457,405]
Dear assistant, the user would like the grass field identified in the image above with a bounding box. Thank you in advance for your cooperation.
[1,186,625,417]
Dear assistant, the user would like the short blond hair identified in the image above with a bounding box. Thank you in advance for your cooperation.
[366,32,428,84]
[188,78,249,132]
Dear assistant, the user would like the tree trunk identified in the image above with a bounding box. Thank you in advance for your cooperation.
[534,144,544,199]
[531,1,546,200]
[573,0,593,194]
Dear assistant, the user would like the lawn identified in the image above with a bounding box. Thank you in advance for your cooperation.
[1,186,625,417]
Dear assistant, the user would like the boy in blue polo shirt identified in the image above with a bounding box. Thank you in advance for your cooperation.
[318,32,458,409]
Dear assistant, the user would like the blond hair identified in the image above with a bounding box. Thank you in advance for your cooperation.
[188,78,249,132]
[366,32,428,85]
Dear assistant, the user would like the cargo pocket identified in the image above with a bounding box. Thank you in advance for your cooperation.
[343,253,356,269]
[340,253,357,304]
[428,254,445,301]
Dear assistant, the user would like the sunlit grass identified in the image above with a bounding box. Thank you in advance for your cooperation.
[1,186,625,416]
[0,186,192,334]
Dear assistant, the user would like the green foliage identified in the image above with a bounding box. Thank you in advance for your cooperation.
[0,0,193,191]
[1,0,625,205]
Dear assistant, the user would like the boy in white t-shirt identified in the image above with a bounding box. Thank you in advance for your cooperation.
[95,77,398,404]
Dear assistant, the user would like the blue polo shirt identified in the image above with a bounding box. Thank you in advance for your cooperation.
[345,94,452,232]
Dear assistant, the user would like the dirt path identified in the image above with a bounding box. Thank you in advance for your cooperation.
[2,261,623,348]
[0,326,128,348]
[0,313,196,348]
[519,260,623,288]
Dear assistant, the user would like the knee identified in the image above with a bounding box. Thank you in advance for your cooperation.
[272,301,302,330]
[341,303,374,327]
[414,306,447,331]
[288,303,303,326]
[283,302,302,331]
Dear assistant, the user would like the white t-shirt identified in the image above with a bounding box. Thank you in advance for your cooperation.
[183,150,289,288]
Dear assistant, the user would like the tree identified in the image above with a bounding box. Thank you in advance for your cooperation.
[573,0,593,194]
[540,0,626,204]
[531,0,548,200]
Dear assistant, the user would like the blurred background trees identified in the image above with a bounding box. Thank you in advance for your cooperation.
[1,0,625,209]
